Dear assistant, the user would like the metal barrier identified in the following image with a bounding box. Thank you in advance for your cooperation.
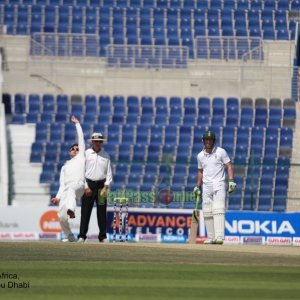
[31,34,263,64]
[31,33,99,57]
[195,36,264,61]
[292,66,300,101]
[106,44,189,69]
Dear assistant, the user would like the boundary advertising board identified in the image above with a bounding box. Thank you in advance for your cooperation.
[0,207,299,245]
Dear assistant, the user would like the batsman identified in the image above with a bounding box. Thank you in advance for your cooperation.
[194,130,237,245]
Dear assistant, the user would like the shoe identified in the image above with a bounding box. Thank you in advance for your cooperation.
[204,239,216,244]
[67,209,75,219]
[62,235,76,243]
[215,239,224,245]
[99,236,107,243]
[68,234,76,242]
[77,237,86,243]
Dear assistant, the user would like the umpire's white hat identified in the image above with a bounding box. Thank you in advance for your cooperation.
[90,132,105,141]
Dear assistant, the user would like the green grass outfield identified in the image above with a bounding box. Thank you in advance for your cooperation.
[0,242,300,300]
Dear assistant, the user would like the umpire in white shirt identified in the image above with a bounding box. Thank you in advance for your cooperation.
[78,132,113,243]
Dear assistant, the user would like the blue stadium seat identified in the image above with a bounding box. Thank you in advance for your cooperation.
[277,28,290,40]
[164,125,178,145]
[198,97,210,115]
[26,112,40,123]
[132,144,146,163]
[268,108,282,128]
[291,0,300,10]
[254,107,268,127]
[83,95,97,114]
[248,0,261,10]
[272,193,286,212]
[263,0,276,10]
[263,28,276,40]
[146,144,161,163]
[119,124,134,145]
[257,191,272,211]
[279,132,293,150]
[228,190,242,210]
[169,96,181,107]
[42,94,55,114]
[153,97,166,110]
[28,94,41,114]
[14,93,26,114]
[212,97,225,117]
[127,97,139,111]
[261,163,275,180]
[283,107,296,127]
[117,143,132,164]
[136,125,149,144]
[240,107,253,127]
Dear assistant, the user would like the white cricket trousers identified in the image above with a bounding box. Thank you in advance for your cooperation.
[57,182,84,236]
[202,181,226,240]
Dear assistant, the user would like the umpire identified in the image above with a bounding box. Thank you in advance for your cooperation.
[78,132,113,243]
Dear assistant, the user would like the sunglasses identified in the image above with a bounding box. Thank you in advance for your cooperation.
[70,147,79,151]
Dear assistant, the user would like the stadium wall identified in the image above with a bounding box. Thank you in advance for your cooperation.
[0,36,296,100]
[0,207,299,246]
[0,52,8,206]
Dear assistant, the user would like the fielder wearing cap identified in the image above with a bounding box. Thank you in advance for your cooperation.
[51,116,85,242]
[193,130,237,245]
[77,131,113,243]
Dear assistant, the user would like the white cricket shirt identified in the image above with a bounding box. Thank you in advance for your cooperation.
[85,148,113,186]
[197,146,231,183]
[56,123,85,199]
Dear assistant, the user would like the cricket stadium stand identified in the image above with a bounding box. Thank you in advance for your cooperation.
[1,0,300,212]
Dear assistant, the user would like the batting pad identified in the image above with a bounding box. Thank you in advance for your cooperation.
[203,201,215,240]
[205,216,215,240]
[213,213,225,240]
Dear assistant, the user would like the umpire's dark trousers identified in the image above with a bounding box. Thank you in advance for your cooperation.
[78,178,107,241]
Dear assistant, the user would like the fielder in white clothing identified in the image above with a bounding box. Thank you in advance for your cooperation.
[51,116,85,242]
[194,130,237,245]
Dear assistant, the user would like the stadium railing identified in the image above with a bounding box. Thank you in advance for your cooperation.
[195,36,264,61]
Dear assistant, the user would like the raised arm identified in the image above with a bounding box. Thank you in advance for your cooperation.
[71,115,85,155]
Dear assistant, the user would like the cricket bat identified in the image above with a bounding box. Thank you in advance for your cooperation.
[189,195,200,244]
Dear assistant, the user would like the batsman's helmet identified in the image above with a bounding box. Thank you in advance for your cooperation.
[202,130,216,142]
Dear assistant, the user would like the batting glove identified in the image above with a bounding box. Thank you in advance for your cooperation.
[193,186,202,198]
[228,180,237,194]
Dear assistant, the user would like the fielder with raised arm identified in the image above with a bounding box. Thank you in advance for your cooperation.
[193,130,237,245]
[51,115,85,242]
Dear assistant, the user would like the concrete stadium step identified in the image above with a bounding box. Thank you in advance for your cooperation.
[13,185,49,193]
[9,124,49,206]
[12,194,50,207]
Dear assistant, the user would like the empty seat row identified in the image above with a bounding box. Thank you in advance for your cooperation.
[1,3,297,47]
[2,0,299,11]
[10,93,297,113]
[11,94,296,129]
[30,122,293,163]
